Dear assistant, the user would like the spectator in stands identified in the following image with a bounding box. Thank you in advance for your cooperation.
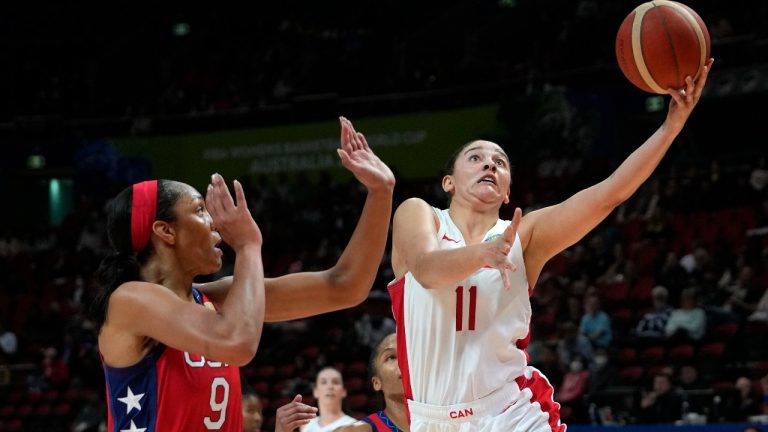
[586,347,616,398]
[530,344,564,392]
[0,322,17,361]
[558,321,594,371]
[556,355,591,423]
[579,294,612,348]
[242,381,264,432]
[655,251,688,301]
[722,376,764,421]
[665,287,707,342]
[639,372,684,424]
[677,364,705,391]
[748,285,768,322]
[720,265,763,320]
[635,285,673,342]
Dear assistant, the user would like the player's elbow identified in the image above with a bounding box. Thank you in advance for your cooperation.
[223,337,261,366]
[213,323,262,366]
[326,269,374,308]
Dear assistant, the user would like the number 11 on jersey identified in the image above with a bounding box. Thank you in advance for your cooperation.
[455,285,477,331]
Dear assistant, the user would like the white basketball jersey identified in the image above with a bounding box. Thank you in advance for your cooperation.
[389,208,532,406]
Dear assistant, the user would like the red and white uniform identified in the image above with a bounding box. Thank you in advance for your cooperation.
[388,208,565,432]
[102,288,242,432]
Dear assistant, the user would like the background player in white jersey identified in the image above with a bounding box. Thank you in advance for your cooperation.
[300,367,358,431]
[389,60,714,432]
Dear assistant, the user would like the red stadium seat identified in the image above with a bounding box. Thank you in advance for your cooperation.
[710,322,739,342]
[617,366,644,385]
[346,393,369,410]
[345,377,366,393]
[668,344,695,363]
[639,346,666,364]
[617,347,637,366]
[630,276,655,303]
[3,419,23,432]
[346,361,368,377]
[698,342,727,360]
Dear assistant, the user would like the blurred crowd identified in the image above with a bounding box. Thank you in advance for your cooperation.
[1,0,768,431]
[1,0,766,123]
[0,130,767,429]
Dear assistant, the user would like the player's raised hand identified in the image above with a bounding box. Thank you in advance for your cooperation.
[205,173,262,251]
[482,207,522,290]
[337,116,396,193]
[274,394,317,432]
[666,58,714,130]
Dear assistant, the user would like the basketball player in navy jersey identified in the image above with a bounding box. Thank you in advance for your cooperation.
[388,60,713,432]
[337,332,409,432]
[92,117,395,431]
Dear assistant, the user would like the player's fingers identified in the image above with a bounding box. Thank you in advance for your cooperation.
[667,87,683,106]
[499,266,511,291]
[337,148,351,168]
[504,207,522,242]
[339,117,354,154]
[213,174,236,213]
[349,128,363,151]
[693,58,714,99]
[205,177,224,218]
[507,259,518,273]
[288,419,314,429]
[358,131,371,151]
[204,184,218,219]
[684,76,694,101]
[233,179,247,210]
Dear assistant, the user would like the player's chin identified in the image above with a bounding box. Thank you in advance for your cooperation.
[203,258,223,274]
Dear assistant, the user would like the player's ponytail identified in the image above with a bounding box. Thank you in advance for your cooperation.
[90,179,180,331]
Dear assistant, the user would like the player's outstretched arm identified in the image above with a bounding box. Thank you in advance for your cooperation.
[198,118,395,322]
[520,60,713,284]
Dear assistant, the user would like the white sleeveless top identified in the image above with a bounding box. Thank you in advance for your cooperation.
[388,207,532,406]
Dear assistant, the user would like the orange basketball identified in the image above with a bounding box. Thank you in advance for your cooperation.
[615,1,710,94]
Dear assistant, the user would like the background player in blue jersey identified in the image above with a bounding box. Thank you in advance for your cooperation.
[337,332,409,432]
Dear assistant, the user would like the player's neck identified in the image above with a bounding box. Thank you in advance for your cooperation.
[140,257,194,299]
[447,206,499,244]
[384,397,409,431]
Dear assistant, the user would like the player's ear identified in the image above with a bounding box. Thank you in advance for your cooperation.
[504,186,510,204]
[371,376,382,392]
[152,221,176,245]
[442,175,454,193]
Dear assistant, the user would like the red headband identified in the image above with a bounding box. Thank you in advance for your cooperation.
[131,180,158,253]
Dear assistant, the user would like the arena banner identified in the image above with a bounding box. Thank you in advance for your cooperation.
[112,105,498,188]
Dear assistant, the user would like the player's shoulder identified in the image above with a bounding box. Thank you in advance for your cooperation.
[395,197,432,213]
[332,423,372,432]
[111,281,174,304]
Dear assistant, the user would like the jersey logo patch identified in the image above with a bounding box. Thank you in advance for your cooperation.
[449,408,474,419]
[442,234,460,243]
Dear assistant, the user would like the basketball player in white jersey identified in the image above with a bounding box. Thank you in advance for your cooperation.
[388,59,714,432]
